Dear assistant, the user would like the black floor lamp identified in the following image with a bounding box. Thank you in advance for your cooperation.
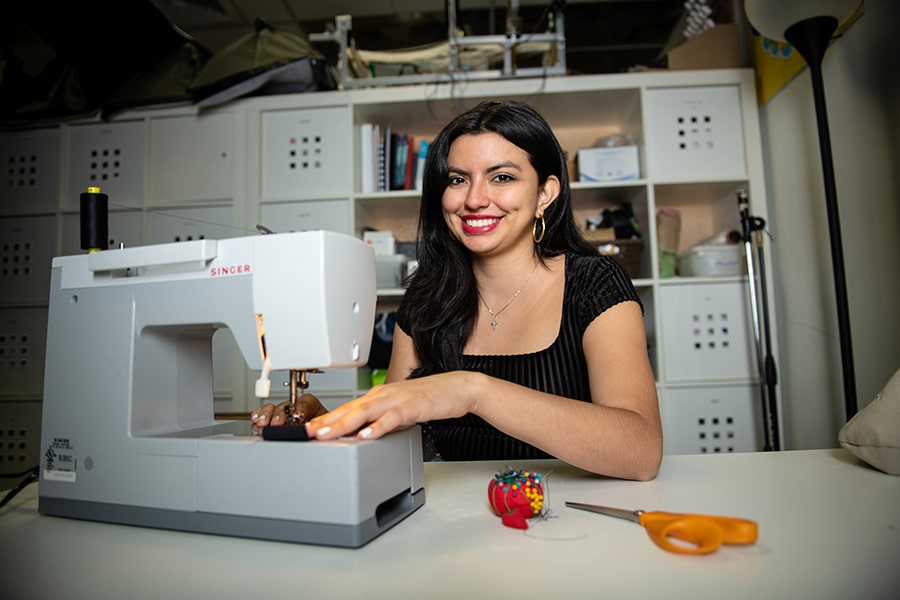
[744,0,862,421]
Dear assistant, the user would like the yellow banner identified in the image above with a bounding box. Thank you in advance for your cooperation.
[747,5,864,105]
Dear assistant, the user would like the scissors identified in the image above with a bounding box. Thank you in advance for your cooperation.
[565,501,758,555]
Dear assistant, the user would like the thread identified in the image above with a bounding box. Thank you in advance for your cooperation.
[80,186,108,253]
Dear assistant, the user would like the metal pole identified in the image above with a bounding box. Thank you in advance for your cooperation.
[785,15,857,420]
[448,0,459,73]
[739,189,775,452]
[752,217,781,450]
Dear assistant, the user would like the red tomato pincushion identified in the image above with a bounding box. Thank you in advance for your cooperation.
[488,469,545,529]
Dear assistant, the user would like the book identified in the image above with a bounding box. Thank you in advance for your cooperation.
[373,124,383,192]
[414,139,429,191]
[378,124,389,192]
[403,135,415,190]
[359,123,376,194]
[391,133,408,190]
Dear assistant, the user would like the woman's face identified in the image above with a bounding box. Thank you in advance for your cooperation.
[442,132,558,259]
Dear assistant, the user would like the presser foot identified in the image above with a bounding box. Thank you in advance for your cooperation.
[261,369,316,441]
[284,368,322,423]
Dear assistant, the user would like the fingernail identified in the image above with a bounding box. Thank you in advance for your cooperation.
[316,426,331,436]
[258,414,267,423]
[272,414,281,423]
[359,427,373,439]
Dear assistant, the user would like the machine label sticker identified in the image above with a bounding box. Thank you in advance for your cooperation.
[43,437,77,482]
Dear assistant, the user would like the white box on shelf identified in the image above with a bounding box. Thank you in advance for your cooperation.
[64,120,147,210]
[260,106,352,199]
[644,86,746,180]
[661,385,762,454]
[260,199,352,236]
[364,230,396,256]
[0,307,48,396]
[577,146,639,182]
[659,282,755,382]
[678,244,744,277]
[149,113,234,205]
[0,128,61,216]
[0,215,57,304]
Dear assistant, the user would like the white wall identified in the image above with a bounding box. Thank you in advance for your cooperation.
[758,0,900,449]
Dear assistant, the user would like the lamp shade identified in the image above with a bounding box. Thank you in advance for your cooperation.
[744,0,861,41]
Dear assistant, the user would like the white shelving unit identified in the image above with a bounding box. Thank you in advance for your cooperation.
[0,68,780,458]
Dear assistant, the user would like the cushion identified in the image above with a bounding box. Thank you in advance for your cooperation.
[839,367,900,475]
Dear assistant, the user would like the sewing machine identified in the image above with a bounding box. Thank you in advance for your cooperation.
[38,230,425,548]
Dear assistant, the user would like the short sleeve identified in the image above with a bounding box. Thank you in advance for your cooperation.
[568,254,642,331]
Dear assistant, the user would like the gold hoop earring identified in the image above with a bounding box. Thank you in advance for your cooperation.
[532,215,546,244]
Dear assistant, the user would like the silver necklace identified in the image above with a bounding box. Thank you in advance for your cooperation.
[477,262,538,331]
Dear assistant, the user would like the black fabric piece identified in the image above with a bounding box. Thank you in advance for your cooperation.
[262,424,311,441]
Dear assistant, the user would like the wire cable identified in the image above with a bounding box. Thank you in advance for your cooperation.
[0,466,39,510]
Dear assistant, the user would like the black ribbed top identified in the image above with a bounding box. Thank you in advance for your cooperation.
[400,252,641,461]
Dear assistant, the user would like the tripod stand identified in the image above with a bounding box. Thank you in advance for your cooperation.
[738,189,780,451]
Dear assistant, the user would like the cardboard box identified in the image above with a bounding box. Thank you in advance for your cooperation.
[595,239,643,279]
[668,24,743,70]
[577,146,639,182]
[582,229,643,278]
[582,228,616,243]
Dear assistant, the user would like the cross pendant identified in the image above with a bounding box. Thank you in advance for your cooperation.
[490,317,498,330]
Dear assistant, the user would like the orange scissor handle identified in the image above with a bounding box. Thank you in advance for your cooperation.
[639,511,759,555]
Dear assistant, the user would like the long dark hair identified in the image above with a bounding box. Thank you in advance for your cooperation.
[398,100,596,377]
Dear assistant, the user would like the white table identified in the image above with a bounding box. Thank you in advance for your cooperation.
[1,449,898,599]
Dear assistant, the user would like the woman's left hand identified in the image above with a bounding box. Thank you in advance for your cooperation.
[250,392,329,433]
[306,371,480,441]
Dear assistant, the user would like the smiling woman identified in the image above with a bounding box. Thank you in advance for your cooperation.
[442,131,559,259]
[255,100,663,481]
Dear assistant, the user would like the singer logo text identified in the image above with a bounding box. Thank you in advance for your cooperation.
[210,264,251,277]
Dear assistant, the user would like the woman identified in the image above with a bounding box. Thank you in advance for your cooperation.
[253,100,662,480]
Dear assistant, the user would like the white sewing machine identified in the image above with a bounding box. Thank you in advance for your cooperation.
[38,230,425,548]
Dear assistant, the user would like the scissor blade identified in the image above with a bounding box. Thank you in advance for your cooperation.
[565,502,641,523]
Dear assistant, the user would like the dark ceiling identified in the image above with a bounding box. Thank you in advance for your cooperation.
[1,0,738,125]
